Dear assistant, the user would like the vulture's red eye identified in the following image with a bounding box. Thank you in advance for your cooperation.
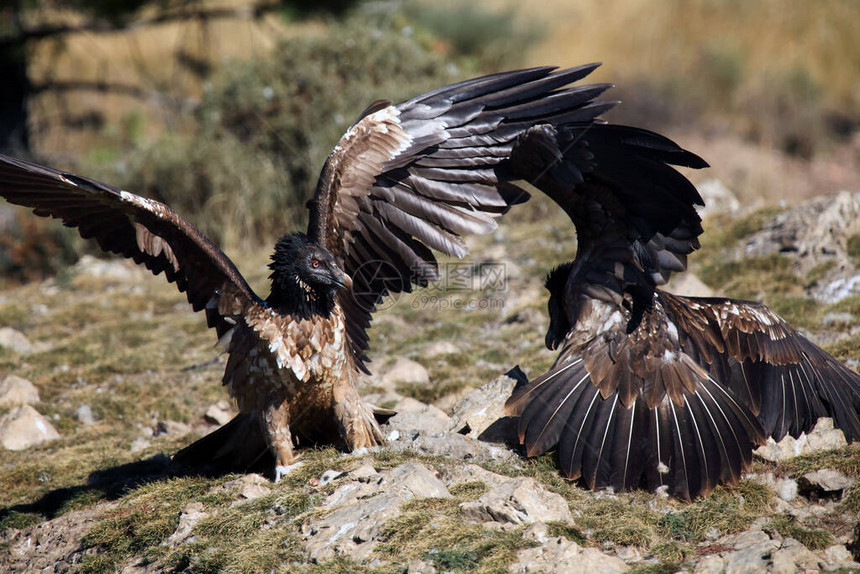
[311,259,320,268]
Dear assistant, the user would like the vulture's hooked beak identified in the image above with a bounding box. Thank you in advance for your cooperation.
[333,269,353,291]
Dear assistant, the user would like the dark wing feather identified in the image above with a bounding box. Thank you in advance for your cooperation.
[0,154,261,337]
[662,292,860,441]
[508,122,707,297]
[506,297,766,500]
[307,64,619,372]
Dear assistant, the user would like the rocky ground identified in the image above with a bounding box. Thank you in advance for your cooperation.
[3,186,860,572]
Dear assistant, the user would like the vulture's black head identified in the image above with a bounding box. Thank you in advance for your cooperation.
[544,262,575,350]
[266,232,351,318]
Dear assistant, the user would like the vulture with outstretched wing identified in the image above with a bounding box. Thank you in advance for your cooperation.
[0,64,620,480]
[504,119,860,499]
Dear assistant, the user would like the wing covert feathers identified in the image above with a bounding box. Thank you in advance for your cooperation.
[308,65,620,372]
[0,154,260,338]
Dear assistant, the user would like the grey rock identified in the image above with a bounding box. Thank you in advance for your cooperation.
[443,464,518,490]
[303,462,449,562]
[407,560,437,574]
[799,468,856,495]
[386,401,452,437]
[509,537,629,573]
[822,543,860,569]
[76,404,96,426]
[0,374,40,408]
[460,477,572,525]
[742,190,860,302]
[386,427,517,464]
[697,178,740,219]
[771,538,822,573]
[348,464,379,483]
[727,529,772,550]
[717,529,779,574]
[522,521,550,543]
[74,254,142,281]
[164,502,208,546]
[154,420,191,437]
[129,437,151,453]
[754,417,848,461]
[614,546,643,563]
[315,469,346,487]
[0,327,33,354]
[221,474,271,503]
[379,357,430,390]
[0,405,60,450]
[664,272,715,298]
[451,372,518,441]
[749,472,798,501]
[693,555,724,574]
[204,400,234,426]
[423,341,460,357]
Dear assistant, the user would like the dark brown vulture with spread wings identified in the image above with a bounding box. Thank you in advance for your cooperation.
[0,64,621,480]
[504,119,860,499]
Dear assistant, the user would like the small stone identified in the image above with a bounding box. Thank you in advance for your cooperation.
[451,369,522,441]
[164,502,208,546]
[0,375,40,408]
[76,404,96,426]
[407,560,437,574]
[522,521,550,542]
[614,546,642,563]
[204,401,234,426]
[696,178,740,219]
[773,539,821,572]
[693,555,724,574]
[316,469,346,487]
[237,481,270,501]
[154,420,191,437]
[799,468,856,495]
[129,437,151,453]
[0,405,60,450]
[664,272,715,298]
[730,529,771,551]
[460,477,572,525]
[302,462,449,561]
[423,341,460,357]
[823,543,860,567]
[509,537,629,573]
[0,327,33,354]
[386,401,452,436]
[349,464,379,482]
[754,417,848,461]
[379,357,430,390]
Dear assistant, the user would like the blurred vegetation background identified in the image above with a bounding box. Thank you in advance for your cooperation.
[0,0,858,280]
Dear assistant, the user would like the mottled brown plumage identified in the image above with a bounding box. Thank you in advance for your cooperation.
[504,121,860,499]
[0,65,623,478]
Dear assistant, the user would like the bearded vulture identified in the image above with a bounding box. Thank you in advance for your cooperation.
[504,118,860,499]
[0,64,627,480]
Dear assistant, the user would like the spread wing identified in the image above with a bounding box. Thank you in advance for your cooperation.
[306,64,618,372]
[0,154,262,338]
[663,294,860,442]
[509,123,708,299]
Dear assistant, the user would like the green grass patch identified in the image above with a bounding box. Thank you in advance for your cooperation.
[776,444,860,478]
[373,481,535,571]
[847,235,860,264]
[769,514,834,550]
[80,476,218,573]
